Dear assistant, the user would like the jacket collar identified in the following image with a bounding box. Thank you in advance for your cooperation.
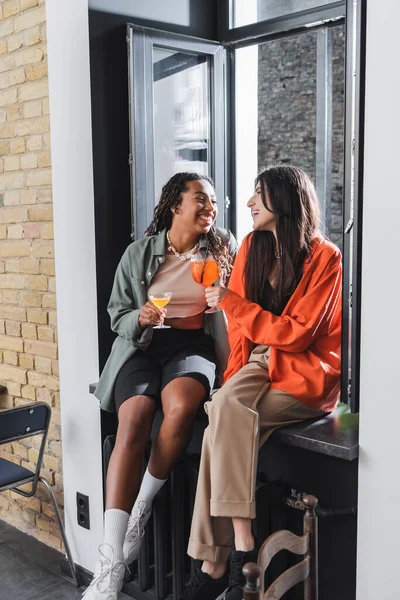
[152,228,210,256]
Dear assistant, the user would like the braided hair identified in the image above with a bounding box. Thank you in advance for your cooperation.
[145,172,233,281]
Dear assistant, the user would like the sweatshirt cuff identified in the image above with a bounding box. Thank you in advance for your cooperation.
[219,289,246,317]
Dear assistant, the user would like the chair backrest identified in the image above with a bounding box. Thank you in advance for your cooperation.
[0,402,51,445]
[243,494,318,600]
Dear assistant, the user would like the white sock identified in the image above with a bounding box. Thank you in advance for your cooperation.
[133,468,167,511]
[103,508,129,562]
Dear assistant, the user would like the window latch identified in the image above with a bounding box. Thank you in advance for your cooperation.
[344,218,353,234]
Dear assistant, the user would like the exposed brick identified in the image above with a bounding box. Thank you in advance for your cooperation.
[35,386,53,404]
[39,258,54,276]
[0,121,16,138]
[20,153,38,169]
[10,138,26,154]
[41,293,55,310]
[0,206,27,223]
[20,188,37,204]
[21,383,35,400]
[19,354,34,369]
[7,381,21,396]
[7,34,24,54]
[31,239,53,258]
[0,334,24,352]
[0,240,31,257]
[0,87,17,107]
[26,134,42,152]
[0,21,15,40]
[0,224,7,238]
[25,274,47,290]
[24,339,57,359]
[26,307,47,323]
[27,370,59,390]
[26,63,44,81]
[28,205,52,221]
[37,325,53,342]
[23,25,41,47]
[14,6,46,33]
[0,364,27,384]
[48,277,56,293]
[3,191,20,206]
[26,168,51,186]
[16,116,49,137]
[4,258,21,273]
[20,257,39,274]
[23,221,39,238]
[21,322,36,339]
[0,171,24,191]
[5,320,21,336]
[3,289,18,303]
[37,189,51,203]
[19,290,41,306]
[0,274,25,290]
[48,311,57,328]
[6,105,24,123]
[0,55,14,75]
[12,442,29,461]
[21,0,39,9]
[4,155,20,172]
[8,68,25,86]
[3,1,21,19]
[7,224,23,238]
[23,100,41,119]
[3,350,18,365]
[0,141,10,156]
[0,305,26,321]
[34,355,52,373]
[51,360,59,377]
[18,80,48,102]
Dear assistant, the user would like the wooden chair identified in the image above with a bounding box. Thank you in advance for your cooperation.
[243,494,318,600]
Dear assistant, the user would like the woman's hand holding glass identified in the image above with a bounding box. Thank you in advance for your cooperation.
[138,300,167,329]
[204,286,230,308]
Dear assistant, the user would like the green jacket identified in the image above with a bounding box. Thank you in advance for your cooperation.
[94,228,238,413]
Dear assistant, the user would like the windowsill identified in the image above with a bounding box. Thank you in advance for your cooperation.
[272,403,359,461]
[90,382,359,461]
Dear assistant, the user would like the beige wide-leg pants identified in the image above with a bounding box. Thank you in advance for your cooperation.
[187,345,325,563]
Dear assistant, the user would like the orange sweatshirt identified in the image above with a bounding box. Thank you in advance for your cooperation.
[219,234,342,412]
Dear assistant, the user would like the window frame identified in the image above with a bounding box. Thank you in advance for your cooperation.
[126,24,227,240]
[220,0,365,412]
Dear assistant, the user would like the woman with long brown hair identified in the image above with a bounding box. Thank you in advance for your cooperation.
[85,172,236,600]
[181,165,342,600]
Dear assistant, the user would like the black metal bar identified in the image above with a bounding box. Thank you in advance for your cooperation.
[316,28,333,235]
[171,464,185,600]
[220,2,345,47]
[138,528,151,591]
[349,0,367,414]
[340,0,354,408]
[153,485,168,599]
[225,46,236,235]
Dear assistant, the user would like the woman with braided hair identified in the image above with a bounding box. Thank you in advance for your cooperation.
[85,173,237,600]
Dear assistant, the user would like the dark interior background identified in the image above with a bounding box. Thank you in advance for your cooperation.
[88,0,219,369]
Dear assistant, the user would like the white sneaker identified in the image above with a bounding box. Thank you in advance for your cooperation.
[82,544,126,600]
[123,500,152,564]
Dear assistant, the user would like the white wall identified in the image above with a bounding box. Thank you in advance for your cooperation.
[46,0,104,571]
[357,1,400,597]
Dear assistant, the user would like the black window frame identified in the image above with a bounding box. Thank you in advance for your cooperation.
[218,0,365,412]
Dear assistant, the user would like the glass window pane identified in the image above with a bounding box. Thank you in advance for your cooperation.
[153,48,209,203]
[235,26,345,248]
[233,0,339,28]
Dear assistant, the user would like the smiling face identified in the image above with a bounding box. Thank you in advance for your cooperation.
[172,179,217,234]
[247,181,277,232]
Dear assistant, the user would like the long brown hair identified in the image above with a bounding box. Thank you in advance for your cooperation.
[145,172,232,278]
[245,165,321,315]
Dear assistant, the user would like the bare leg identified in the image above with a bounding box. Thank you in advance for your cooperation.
[232,518,255,551]
[147,377,207,479]
[106,394,156,512]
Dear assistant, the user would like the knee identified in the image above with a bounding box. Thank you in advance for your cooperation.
[117,396,154,447]
[163,403,197,431]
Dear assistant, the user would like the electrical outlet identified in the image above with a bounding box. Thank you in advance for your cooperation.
[76,492,90,530]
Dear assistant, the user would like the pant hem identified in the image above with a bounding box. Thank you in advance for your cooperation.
[187,537,232,562]
[210,500,256,519]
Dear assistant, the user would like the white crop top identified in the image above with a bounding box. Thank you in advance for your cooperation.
[148,255,207,318]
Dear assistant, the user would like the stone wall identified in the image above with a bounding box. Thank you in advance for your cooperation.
[257,25,345,248]
[0,0,63,550]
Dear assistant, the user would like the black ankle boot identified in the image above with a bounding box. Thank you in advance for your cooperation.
[179,567,230,600]
[221,549,258,600]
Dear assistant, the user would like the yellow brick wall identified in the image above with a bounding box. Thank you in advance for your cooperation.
[0,0,64,550]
